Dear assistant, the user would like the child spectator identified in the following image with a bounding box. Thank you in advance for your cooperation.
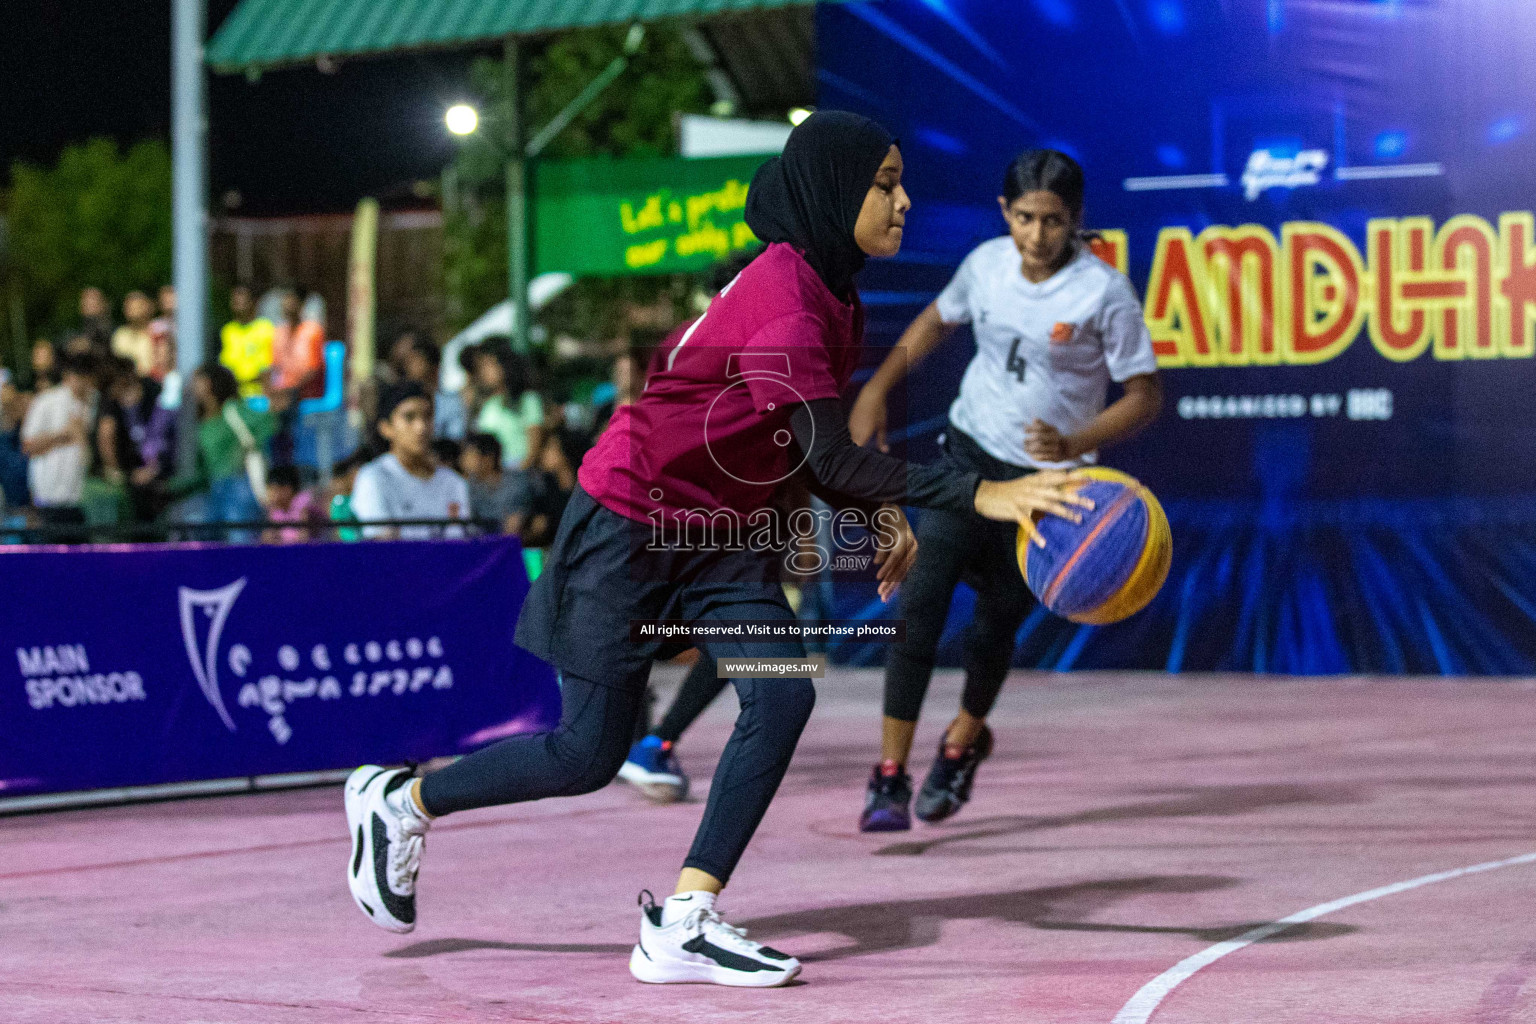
[592,347,644,438]
[62,332,99,358]
[30,338,60,391]
[76,286,114,356]
[430,436,462,470]
[0,369,30,509]
[112,291,157,378]
[528,427,577,540]
[269,286,326,403]
[267,285,327,466]
[220,285,275,400]
[470,342,543,469]
[20,352,96,527]
[139,386,180,485]
[458,432,532,535]
[262,464,322,544]
[92,356,165,523]
[352,382,469,540]
[401,335,466,441]
[166,363,276,540]
[148,285,176,382]
[456,343,484,421]
[359,326,419,429]
[326,449,368,541]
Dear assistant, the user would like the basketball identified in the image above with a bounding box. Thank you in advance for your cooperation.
[1017,467,1172,624]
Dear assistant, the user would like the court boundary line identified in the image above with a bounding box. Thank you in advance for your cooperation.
[1111,850,1536,1024]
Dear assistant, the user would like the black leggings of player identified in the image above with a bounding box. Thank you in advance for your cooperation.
[419,642,811,884]
[882,428,1037,726]
[653,654,728,744]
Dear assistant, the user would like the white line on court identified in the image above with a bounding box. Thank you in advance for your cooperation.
[1110,850,1536,1024]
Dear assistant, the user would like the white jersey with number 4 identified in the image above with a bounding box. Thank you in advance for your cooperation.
[935,237,1157,470]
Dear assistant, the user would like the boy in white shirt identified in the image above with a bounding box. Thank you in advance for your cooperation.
[21,353,97,521]
[352,382,470,540]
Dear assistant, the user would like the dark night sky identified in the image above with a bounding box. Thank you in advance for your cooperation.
[2,1,492,214]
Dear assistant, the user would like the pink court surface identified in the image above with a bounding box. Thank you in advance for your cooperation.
[5,668,1536,1024]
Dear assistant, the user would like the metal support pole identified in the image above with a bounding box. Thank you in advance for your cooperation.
[172,0,208,473]
[504,38,531,354]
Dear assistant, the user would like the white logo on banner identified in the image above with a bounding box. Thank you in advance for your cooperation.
[176,578,455,746]
[178,579,246,732]
[1242,148,1329,200]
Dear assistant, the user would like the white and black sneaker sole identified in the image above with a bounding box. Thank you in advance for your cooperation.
[628,943,800,987]
[343,765,416,934]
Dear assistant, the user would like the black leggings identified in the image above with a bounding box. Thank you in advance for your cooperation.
[882,429,1037,726]
[653,654,728,744]
[420,641,813,885]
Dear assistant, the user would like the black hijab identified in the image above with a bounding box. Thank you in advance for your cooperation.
[744,111,896,299]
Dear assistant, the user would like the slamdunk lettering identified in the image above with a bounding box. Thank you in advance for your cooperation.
[1117,212,1536,367]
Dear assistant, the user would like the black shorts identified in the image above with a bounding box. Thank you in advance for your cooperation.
[931,426,1037,589]
[515,486,792,686]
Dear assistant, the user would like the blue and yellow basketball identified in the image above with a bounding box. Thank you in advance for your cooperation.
[1018,467,1171,624]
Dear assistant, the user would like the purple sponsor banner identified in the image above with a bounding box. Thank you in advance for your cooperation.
[0,538,560,796]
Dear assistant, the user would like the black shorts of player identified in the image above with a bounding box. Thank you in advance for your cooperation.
[419,485,815,884]
[882,425,1038,723]
[515,485,796,684]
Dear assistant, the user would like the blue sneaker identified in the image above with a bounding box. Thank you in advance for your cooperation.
[858,760,912,832]
[618,736,690,804]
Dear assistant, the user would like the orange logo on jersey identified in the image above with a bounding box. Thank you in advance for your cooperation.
[1050,322,1076,343]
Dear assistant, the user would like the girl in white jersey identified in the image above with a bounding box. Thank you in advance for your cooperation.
[848,150,1163,830]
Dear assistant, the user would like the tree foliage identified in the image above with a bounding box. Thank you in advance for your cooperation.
[443,25,712,337]
[8,138,173,337]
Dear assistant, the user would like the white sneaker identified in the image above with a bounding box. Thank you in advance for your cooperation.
[343,765,430,934]
[629,890,801,987]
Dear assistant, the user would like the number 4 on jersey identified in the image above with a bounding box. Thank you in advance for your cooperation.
[1005,338,1026,382]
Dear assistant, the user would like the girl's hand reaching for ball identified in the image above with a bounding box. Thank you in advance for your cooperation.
[974,471,1095,549]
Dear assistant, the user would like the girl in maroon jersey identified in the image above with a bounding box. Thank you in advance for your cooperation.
[343,111,1091,988]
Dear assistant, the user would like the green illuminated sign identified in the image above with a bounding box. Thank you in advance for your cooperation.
[534,153,770,277]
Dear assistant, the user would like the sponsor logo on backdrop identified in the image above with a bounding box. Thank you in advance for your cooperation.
[17,644,148,710]
[178,579,456,746]
[179,579,244,730]
[1242,148,1330,201]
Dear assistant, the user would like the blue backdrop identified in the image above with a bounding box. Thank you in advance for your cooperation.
[1,538,560,796]
[818,0,1536,673]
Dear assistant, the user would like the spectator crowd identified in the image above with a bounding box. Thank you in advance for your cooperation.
[0,281,647,566]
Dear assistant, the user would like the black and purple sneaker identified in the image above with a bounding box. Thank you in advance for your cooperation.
[858,760,913,832]
[914,724,994,823]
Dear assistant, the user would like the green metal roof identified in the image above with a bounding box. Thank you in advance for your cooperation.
[208,0,832,72]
